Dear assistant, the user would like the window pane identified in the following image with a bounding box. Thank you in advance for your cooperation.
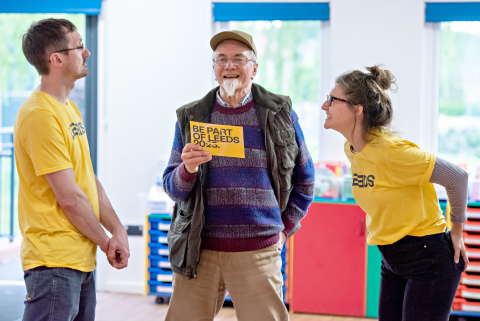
[439,22,480,173]
[0,14,86,130]
[216,21,321,163]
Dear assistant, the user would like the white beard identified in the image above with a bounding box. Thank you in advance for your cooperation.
[221,78,238,97]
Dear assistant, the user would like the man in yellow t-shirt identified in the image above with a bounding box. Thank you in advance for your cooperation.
[15,18,129,320]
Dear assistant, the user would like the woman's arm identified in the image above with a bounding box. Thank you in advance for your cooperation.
[429,157,469,271]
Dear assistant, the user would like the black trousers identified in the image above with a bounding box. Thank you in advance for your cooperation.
[377,229,464,321]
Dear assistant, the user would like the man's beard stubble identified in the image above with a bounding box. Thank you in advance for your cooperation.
[68,59,89,80]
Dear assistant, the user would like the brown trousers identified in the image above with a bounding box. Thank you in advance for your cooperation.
[165,243,288,321]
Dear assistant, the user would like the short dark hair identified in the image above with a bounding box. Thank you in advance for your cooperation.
[22,18,77,75]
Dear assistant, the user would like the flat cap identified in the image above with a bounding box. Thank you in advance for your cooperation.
[210,30,257,55]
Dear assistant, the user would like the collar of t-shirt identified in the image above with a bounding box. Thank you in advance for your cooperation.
[216,89,253,108]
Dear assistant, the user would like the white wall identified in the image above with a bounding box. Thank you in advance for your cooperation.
[96,0,213,293]
[96,0,470,293]
[98,0,213,226]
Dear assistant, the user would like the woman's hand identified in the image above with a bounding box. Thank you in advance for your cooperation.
[451,222,469,272]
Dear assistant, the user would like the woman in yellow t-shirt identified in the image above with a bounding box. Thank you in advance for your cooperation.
[322,65,469,321]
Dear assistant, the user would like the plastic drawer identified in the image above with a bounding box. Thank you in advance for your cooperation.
[462,274,480,287]
[149,217,171,231]
[149,230,169,244]
[464,221,480,233]
[454,298,480,312]
[155,274,173,282]
[148,286,173,296]
[149,242,169,256]
[464,232,480,246]
[466,246,480,259]
[149,213,172,220]
[460,286,480,301]
[149,254,171,269]
[148,267,173,282]
[467,207,480,220]
[148,280,173,294]
[467,261,480,273]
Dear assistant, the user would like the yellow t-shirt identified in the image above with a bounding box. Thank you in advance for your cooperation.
[344,132,446,245]
[14,90,99,272]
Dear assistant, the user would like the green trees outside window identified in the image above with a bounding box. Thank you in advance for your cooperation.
[439,22,480,173]
[229,21,322,162]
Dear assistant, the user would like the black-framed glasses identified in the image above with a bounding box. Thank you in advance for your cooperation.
[327,95,349,106]
[49,45,85,62]
[213,56,256,66]
[52,45,85,54]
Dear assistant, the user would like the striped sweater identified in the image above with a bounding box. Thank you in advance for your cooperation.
[163,98,315,252]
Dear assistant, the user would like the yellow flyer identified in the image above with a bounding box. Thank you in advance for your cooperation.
[190,121,245,158]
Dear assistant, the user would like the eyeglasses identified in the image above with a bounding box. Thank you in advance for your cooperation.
[52,45,85,54]
[49,45,85,62]
[213,56,256,66]
[327,95,349,106]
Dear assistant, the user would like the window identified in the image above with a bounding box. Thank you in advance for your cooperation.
[213,20,322,163]
[439,22,480,175]
[0,14,86,131]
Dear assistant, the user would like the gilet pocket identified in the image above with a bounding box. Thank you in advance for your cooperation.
[168,210,192,268]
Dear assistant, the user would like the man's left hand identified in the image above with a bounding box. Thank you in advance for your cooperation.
[107,226,130,269]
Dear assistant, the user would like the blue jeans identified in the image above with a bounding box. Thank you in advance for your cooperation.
[377,229,463,321]
[22,266,96,321]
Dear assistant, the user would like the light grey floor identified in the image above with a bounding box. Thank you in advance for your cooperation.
[0,256,25,321]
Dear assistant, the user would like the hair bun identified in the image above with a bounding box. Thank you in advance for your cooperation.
[366,65,397,92]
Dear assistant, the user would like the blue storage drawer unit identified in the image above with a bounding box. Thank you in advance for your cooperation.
[146,214,173,298]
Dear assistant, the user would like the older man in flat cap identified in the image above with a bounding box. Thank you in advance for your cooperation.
[163,30,314,320]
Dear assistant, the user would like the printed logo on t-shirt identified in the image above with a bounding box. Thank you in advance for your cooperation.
[69,122,86,140]
[352,173,375,188]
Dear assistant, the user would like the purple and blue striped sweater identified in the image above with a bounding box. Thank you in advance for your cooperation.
[163,99,315,252]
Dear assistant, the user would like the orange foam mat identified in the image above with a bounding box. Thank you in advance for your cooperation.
[454,298,480,312]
